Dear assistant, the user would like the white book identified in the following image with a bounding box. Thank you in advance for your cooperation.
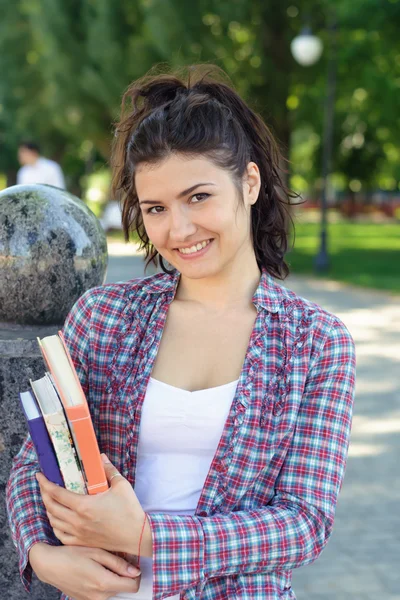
[30,374,87,494]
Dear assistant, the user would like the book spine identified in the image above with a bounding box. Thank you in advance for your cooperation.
[27,417,65,487]
[66,405,108,494]
[43,413,87,494]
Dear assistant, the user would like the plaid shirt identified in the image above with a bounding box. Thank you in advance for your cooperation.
[6,266,356,600]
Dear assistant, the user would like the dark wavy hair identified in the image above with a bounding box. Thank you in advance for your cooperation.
[111,64,297,279]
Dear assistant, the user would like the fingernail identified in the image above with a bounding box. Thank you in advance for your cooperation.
[127,565,141,576]
[101,453,111,464]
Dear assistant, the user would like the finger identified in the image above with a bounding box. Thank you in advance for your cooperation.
[101,455,125,486]
[42,492,76,525]
[92,548,141,578]
[36,472,84,511]
[93,548,141,577]
[52,527,83,546]
[38,486,66,522]
[41,493,77,536]
[103,570,141,594]
[37,484,52,510]
[47,511,73,536]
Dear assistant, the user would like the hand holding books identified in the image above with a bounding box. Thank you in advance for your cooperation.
[21,332,149,599]
[19,331,108,495]
[36,454,153,558]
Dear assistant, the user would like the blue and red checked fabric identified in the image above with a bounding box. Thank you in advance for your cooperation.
[6,266,356,600]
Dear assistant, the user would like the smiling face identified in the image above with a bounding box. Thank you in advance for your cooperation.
[135,153,260,279]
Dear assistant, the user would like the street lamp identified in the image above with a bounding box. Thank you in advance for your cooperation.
[291,17,337,273]
[290,27,323,66]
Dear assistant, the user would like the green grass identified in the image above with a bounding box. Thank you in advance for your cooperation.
[288,221,400,293]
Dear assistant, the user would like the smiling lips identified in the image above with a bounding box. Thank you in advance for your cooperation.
[177,239,213,255]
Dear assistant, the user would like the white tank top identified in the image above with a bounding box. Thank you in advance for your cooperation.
[111,375,239,600]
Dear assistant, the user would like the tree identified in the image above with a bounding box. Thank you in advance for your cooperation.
[1,0,399,199]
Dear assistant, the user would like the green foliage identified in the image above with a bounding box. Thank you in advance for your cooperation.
[290,0,400,193]
[0,0,399,197]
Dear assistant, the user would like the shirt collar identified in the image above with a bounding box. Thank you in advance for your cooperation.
[143,265,284,313]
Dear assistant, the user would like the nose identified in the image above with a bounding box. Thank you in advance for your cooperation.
[169,205,197,243]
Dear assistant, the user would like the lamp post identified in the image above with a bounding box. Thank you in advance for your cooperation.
[291,17,337,273]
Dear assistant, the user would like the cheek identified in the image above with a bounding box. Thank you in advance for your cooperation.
[142,218,168,247]
[221,208,247,235]
[205,204,234,229]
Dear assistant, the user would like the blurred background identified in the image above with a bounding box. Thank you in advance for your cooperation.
[1,0,400,291]
[1,1,399,599]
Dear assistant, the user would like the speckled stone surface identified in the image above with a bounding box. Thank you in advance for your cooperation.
[0,184,108,325]
[0,326,61,599]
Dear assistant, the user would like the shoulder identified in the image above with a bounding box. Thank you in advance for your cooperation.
[39,157,60,171]
[69,271,173,327]
[17,165,28,179]
[272,278,355,356]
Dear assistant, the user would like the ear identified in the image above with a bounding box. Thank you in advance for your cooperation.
[244,162,261,207]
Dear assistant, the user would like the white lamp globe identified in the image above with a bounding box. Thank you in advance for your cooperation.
[291,28,323,66]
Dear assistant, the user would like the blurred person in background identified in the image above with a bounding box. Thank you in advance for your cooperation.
[17,141,66,189]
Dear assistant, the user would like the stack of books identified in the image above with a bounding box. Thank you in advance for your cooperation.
[19,332,108,495]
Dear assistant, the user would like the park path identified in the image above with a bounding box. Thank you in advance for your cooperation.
[106,244,400,600]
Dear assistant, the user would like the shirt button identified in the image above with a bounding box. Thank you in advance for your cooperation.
[198,511,207,517]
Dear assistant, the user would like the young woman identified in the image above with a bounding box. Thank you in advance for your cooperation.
[6,65,356,600]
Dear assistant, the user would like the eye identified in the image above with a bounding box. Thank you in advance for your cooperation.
[146,206,164,215]
[146,192,211,215]
[191,193,210,203]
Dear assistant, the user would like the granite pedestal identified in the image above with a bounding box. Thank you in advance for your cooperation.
[0,184,108,598]
[1,325,61,599]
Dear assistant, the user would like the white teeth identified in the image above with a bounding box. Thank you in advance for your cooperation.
[178,239,211,255]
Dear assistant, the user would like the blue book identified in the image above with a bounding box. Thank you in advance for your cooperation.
[19,390,64,487]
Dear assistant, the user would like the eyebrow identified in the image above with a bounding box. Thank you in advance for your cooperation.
[138,182,216,205]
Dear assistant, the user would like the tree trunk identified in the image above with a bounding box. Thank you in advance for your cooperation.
[251,1,292,187]
[6,169,17,188]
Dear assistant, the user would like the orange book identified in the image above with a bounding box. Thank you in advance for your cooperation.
[37,332,108,495]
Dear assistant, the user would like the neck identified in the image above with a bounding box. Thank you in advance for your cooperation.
[174,248,261,313]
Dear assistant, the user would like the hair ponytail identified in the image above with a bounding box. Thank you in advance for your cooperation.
[111,64,298,278]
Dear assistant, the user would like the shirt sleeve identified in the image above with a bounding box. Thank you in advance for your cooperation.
[5,288,99,592]
[5,434,61,592]
[146,319,356,599]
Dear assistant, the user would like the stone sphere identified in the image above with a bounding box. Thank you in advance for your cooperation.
[0,184,108,325]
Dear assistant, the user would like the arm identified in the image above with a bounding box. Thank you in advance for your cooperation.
[147,319,356,598]
[5,435,61,592]
[5,288,99,591]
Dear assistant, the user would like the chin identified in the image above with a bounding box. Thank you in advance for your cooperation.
[181,263,223,279]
